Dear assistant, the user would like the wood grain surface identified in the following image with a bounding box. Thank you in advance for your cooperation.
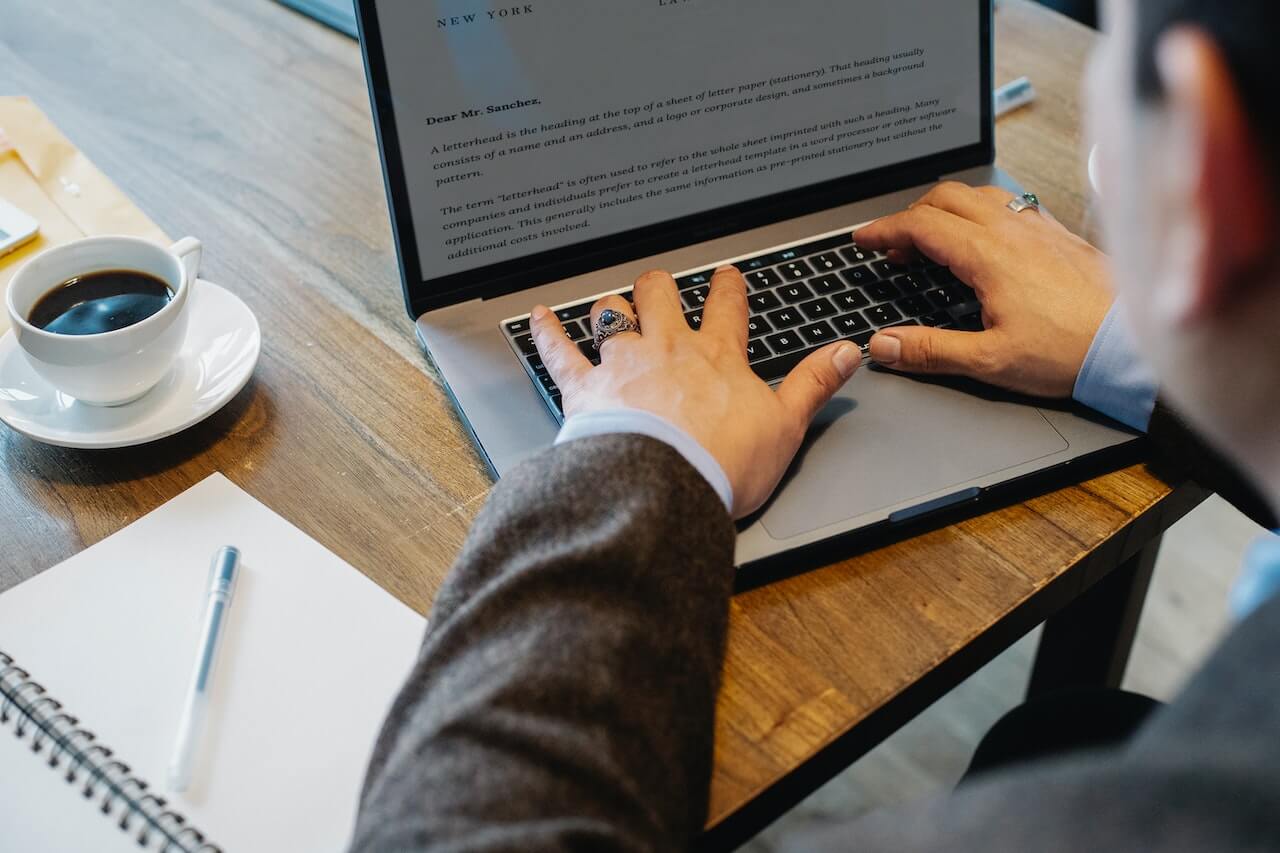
[0,0,1203,842]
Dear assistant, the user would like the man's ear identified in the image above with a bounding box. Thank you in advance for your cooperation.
[1155,27,1276,324]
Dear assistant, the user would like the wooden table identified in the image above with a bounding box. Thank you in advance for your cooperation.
[1,1,1206,849]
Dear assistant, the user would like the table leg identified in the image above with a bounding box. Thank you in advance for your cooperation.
[1026,534,1162,698]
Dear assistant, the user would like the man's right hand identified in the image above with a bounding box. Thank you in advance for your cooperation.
[854,182,1115,398]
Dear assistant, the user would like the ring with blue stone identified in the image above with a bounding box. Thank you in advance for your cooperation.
[593,307,641,350]
[1006,191,1041,214]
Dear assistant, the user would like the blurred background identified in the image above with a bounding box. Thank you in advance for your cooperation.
[1040,0,1097,27]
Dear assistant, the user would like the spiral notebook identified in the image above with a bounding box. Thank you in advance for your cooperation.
[0,474,426,851]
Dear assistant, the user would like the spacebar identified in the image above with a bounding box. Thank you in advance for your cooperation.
[750,332,872,383]
[750,349,812,383]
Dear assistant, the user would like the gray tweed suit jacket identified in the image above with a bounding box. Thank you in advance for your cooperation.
[350,412,1280,851]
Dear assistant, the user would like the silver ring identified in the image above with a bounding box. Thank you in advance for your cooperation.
[1007,191,1041,214]
[593,308,641,350]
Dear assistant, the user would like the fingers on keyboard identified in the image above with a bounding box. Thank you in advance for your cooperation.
[508,228,979,413]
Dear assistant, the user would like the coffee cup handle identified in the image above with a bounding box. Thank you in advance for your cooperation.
[170,237,202,290]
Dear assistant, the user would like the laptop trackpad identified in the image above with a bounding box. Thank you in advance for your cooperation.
[759,368,1069,540]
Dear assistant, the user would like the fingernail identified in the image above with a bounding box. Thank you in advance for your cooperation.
[832,343,859,379]
[715,264,737,274]
[869,333,901,364]
[532,305,549,320]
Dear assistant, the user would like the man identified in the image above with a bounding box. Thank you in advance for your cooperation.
[351,0,1280,849]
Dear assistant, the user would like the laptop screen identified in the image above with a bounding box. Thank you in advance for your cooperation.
[362,0,987,312]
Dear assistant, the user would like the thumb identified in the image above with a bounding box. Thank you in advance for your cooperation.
[867,326,990,376]
[775,341,860,426]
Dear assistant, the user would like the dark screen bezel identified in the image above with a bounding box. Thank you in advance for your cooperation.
[357,0,994,319]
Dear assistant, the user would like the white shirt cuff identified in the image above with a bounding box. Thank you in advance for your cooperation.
[1231,531,1280,620]
[1072,304,1159,432]
[555,408,734,513]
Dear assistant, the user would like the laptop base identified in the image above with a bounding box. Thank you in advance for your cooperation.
[415,165,1138,571]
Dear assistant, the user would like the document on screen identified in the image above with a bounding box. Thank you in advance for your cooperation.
[374,0,982,279]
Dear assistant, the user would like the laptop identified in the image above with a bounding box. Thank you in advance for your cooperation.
[355,0,1138,576]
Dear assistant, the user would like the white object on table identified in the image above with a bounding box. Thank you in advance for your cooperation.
[0,278,260,448]
[0,196,39,257]
[0,473,426,852]
[995,76,1036,118]
[168,545,242,793]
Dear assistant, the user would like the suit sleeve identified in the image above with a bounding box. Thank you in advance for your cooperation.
[778,593,1280,852]
[349,433,736,852]
[1146,399,1278,529]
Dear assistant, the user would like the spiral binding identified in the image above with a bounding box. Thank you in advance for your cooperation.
[0,650,223,852]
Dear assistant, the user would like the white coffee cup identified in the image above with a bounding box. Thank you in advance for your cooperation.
[5,236,201,406]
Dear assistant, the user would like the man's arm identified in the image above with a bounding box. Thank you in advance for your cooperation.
[854,182,1277,529]
[350,434,736,852]
[352,266,853,851]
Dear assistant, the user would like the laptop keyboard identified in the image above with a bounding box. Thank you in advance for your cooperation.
[501,230,983,418]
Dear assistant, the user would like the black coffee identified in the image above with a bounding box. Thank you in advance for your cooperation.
[28,270,173,335]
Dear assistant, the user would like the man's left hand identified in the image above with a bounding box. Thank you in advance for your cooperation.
[531,267,860,518]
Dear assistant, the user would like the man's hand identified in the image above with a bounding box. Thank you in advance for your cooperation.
[855,182,1114,398]
[531,267,860,518]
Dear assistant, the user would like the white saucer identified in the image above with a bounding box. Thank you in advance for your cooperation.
[0,279,260,449]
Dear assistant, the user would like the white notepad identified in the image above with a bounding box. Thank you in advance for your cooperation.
[0,473,427,851]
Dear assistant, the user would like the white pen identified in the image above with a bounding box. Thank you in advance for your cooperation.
[168,546,241,792]
[994,76,1036,118]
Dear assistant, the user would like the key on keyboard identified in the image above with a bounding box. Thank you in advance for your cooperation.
[555,303,591,322]
[799,297,836,320]
[799,321,837,345]
[809,273,845,295]
[682,286,709,309]
[767,307,804,329]
[865,280,901,302]
[779,260,813,280]
[810,252,845,272]
[832,312,870,335]
[778,282,813,303]
[748,290,782,312]
[841,266,875,287]
[840,245,875,265]
[746,269,781,290]
[766,330,806,354]
[676,272,712,290]
[833,290,870,311]
[747,316,772,337]
[865,304,903,326]
[896,295,931,317]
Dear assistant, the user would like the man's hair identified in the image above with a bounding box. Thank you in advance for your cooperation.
[1135,1,1279,177]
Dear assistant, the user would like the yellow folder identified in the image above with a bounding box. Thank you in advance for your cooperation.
[0,96,168,334]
